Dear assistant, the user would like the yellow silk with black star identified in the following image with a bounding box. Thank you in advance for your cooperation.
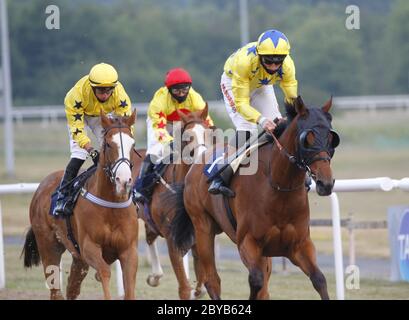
[224,41,298,123]
[148,86,214,144]
[64,75,132,148]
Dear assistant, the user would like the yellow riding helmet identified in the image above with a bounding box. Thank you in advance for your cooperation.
[89,63,119,87]
[256,29,291,55]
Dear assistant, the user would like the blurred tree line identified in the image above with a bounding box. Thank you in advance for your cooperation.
[6,0,409,106]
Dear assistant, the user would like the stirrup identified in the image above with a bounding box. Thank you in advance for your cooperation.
[133,190,148,204]
[208,179,235,198]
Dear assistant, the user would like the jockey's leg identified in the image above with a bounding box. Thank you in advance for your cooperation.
[133,154,155,203]
[208,130,250,197]
[133,126,163,202]
[54,157,84,216]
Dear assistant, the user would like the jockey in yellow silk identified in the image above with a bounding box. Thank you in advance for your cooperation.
[133,67,213,203]
[54,63,133,216]
[208,29,298,196]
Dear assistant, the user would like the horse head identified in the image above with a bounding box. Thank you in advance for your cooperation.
[100,110,137,197]
[288,96,340,196]
[176,103,209,164]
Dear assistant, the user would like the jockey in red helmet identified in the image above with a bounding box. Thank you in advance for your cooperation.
[133,68,214,203]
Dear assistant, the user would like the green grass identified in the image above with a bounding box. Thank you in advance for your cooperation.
[1,244,408,300]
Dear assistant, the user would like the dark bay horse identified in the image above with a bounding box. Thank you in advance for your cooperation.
[137,105,210,299]
[22,111,139,300]
[170,96,340,299]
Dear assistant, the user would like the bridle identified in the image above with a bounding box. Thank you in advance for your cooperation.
[102,125,134,183]
[267,124,339,192]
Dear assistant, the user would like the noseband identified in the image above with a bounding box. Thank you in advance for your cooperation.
[102,125,134,183]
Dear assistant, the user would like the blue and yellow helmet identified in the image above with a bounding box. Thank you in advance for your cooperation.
[256,29,291,56]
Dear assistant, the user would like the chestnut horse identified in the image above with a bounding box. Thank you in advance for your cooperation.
[170,97,340,299]
[136,105,210,299]
[22,111,139,300]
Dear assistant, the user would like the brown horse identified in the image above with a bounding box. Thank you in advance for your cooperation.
[137,105,210,299]
[170,96,340,299]
[22,110,139,300]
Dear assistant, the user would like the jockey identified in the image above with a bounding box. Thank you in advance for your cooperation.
[208,29,298,196]
[53,62,133,216]
[133,67,214,203]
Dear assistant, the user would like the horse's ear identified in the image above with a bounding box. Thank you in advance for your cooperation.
[126,109,137,127]
[177,109,188,122]
[294,95,307,116]
[322,96,333,113]
[100,109,111,128]
[200,103,209,120]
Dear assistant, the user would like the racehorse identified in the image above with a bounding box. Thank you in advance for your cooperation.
[136,105,210,299]
[22,110,139,300]
[170,96,340,299]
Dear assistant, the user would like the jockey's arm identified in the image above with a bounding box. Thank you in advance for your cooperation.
[231,75,262,124]
[64,89,90,149]
[148,101,173,144]
[279,56,298,104]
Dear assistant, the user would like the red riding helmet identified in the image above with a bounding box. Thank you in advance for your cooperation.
[165,68,192,88]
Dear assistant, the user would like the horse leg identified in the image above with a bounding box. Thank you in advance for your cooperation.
[81,237,112,300]
[166,237,193,300]
[34,231,65,300]
[191,244,207,299]
[119,241,138,300]
[194,226,221,300]
[66,257,89,300]
[288,237,329,300]
[146,236,164,287]
[238,234,271,300]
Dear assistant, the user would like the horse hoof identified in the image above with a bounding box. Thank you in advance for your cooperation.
[95,272,101,282]
[146,274,162,287]
[191,286,207,300]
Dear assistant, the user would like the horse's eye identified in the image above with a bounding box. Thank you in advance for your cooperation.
[106,143,111,148]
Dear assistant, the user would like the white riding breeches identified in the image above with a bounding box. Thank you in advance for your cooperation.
[220,72,282,131]
[146,117,176,162]
[68,115,104,160]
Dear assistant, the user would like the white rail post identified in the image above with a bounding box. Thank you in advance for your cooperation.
[330,193,345,300]
[0,200,5,289]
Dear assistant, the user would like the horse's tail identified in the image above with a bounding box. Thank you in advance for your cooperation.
[21,228,41,268]
[163,183,195,254]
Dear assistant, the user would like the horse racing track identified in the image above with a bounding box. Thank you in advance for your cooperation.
[1,236,408,300]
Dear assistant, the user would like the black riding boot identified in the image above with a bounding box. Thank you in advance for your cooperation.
[53,158,84,216]
[208,131,251,197]
[133,154,155,203]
